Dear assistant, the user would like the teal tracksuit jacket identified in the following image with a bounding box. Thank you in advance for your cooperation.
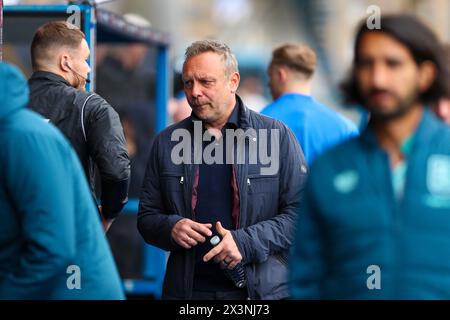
[0,62,124,299]
[290,109,450,299]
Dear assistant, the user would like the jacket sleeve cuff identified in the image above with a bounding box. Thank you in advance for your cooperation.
[231,229,253,264]
[166,214,185,251]
[101,178,129,219]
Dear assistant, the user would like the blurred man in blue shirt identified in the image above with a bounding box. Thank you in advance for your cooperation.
[261,43,358,165]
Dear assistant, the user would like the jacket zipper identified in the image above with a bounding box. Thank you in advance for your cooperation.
[235,137,255,299]
[381,150,400,299]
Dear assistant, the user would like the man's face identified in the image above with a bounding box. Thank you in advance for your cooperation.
[68,38,91,89]
[356,32,423,120]
[268,63,283,100]
[182,52,239,125]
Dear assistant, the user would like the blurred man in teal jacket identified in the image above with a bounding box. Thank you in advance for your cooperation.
[290,15,450,299]
[0,62,124,299]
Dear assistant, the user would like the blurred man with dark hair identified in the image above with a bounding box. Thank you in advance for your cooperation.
[28,21,130,230]
[261,43,358,165]
[290,14,450,299]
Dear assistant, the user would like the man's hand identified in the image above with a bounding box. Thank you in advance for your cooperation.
[203,221,242,269]
[98,205,113,232]
[172,218,212,249]
[102,218,114,232]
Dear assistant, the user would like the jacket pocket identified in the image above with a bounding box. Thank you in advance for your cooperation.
[251,254,289,299]
[161,172,184,192]
[160,172,185,216]
[245,174,279,224]
[247,174,278,194]
[274,252,288,267]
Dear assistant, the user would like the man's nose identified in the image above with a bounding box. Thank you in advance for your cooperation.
[371,63,389,88]
[191,82,202,98]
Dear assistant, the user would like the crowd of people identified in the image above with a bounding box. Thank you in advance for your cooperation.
[1,13,450,300]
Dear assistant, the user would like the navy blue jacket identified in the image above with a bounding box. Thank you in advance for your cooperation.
[138,96,307,299]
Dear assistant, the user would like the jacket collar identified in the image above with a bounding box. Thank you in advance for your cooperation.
[29,71,71,87]
[189,94,252,130]
[236,94,252,130]
[360,108,440,151]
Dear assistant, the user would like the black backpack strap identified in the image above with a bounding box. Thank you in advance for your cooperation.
[81,93,96,142]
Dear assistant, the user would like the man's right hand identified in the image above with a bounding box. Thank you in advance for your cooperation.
[171,218,213,249]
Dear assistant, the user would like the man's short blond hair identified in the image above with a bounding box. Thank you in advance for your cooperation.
[271,43,317,79]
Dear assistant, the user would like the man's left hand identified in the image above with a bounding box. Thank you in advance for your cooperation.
[98,205,113,232]
[203,221,242,269]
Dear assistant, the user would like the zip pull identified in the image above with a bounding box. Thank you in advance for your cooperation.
[180,176,184,184]
[247,178,251,186]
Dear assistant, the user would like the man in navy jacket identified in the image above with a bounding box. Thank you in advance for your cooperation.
[138,40,307,300]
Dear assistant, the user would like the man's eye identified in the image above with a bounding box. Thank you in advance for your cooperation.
[386,59,401,68]
[357,59,372,68]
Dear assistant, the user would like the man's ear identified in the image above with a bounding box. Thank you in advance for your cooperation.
[59,54,71,72]
[278,66,289,83]
[418,61,437,93]
[229,71,240,93]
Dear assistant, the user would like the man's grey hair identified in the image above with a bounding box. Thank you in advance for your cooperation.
[183,40,239,78]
